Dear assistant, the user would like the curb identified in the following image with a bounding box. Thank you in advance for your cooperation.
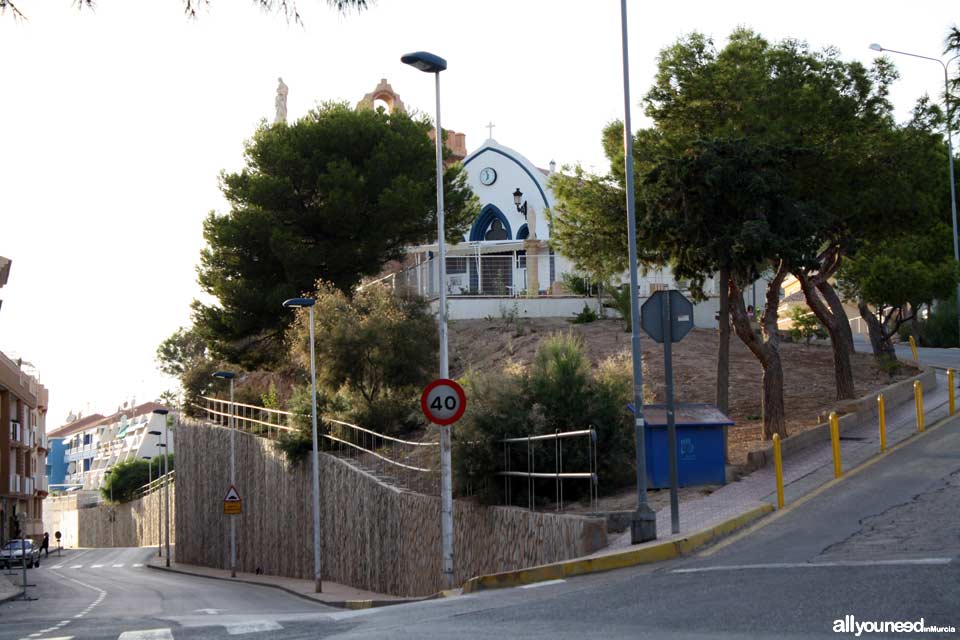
[145,562,422,610]
[460,503,774,594]
[701,408,960,558]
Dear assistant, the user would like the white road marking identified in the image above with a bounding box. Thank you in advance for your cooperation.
[50,565,64,569]
[118,630,175,640]
[112,564,124,568]
[518,579,566,589]
[69,565,83,569]
[225,620,284,635]
[133,563,144,567]
[91,564,103,568]
[671,557,953,574]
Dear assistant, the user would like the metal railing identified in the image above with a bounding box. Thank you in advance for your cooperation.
[132,470,175,501]
[193,397,440,494]
[498,428,598,512]
[365,252,558,300]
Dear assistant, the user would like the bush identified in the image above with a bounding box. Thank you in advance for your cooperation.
[453,333,634,506]
[919,295,958,347]
[100,455,174,503]
[787,307,827,345]
[571,303,598,324]
[603,285,633,332]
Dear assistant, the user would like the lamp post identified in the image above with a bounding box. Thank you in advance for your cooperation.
[512,188,528,218]
[153,408,172,568]
[870,43,960,344]
[212,371,237,577]
[619,0,656,543]
[142,455,152,489]
[282,297,323,593]
[105,467,115,547]
[148,429,163,557]
[401,49,455,589]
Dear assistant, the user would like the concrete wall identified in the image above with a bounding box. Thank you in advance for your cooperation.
[43,487,175,549]
[174,422,606,597]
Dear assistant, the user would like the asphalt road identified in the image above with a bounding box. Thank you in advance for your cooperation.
[852,336,960,370]
[3,414,958,639]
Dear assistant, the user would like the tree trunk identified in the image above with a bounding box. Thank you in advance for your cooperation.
[796,273,856,400]
[858,300,896,360]
[716,267,730,415]
[818,280,856,355]
[728,265,788,440]
[909,304,922,345]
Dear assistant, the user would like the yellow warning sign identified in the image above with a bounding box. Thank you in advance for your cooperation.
[223,484,241,515]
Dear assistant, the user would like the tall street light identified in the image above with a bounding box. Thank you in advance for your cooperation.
[153,408,172,568]
[212,371,237,577]
[619,0,656,543]
[870,43,960,344]
[401,49,455,589]
[283,297,323,593]
[148,429,163,557]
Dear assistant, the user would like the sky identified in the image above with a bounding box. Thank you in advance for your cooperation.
[1,0,957,428]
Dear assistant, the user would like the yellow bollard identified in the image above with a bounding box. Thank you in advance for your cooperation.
[949,369,956,417]
[773,434,784,509]
[829,411,842,478]
[913,380,925,432]
[908,335,919,362]
[878,394,886,453]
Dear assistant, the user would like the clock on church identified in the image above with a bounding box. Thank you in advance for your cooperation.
[479,167,497,186]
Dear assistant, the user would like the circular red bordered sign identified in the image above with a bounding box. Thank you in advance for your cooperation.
[420,378,467,426]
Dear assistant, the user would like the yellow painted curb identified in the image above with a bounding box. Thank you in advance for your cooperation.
[345,599,373,610]
[700,409,959,558]
[460,504,773,594]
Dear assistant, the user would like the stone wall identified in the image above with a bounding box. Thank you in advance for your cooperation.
[43,487,175,549]
[175,422,606,596]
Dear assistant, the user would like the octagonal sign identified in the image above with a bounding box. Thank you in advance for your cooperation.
[641,290,695,344]
[421,378,467,426]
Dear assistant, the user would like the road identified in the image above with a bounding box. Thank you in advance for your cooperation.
[852,335,960,370]
[3,415,958,639]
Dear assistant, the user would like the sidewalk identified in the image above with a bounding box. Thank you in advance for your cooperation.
[146,549,425,609]
[606,368,952,551]
[0,570,22,603]
[464,367,955,591]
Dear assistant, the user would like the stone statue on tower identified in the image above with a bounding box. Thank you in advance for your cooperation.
[275,77,289,124]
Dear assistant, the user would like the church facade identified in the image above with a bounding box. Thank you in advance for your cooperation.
[355,80,727,325]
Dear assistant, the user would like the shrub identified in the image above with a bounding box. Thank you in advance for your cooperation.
[453,333,634,506]
[919,295,958,347]
[603,285,633,332]
[100,455,174,503]
[787,306,827,346]
[571,303,598,324]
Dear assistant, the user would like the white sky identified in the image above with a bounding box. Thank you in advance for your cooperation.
[1,0,956,428]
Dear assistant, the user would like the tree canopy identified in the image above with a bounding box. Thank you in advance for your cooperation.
[0,0,366,22]
[192,102,478,368]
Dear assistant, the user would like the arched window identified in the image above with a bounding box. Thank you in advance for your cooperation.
[469,204,513,242]
[516,224,529,240]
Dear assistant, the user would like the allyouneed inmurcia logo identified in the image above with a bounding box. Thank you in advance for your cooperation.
[833,615,956,636]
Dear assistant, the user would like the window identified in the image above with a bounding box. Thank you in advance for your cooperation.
[83,459,91,472]
[83,433,92,446]
[446,257,467,275]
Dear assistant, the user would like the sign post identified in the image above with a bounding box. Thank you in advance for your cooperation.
[641,289,695,535]
[421,378,466,589]
[55,530,61,557]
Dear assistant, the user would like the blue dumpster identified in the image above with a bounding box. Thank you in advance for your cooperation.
[627,403,733,488]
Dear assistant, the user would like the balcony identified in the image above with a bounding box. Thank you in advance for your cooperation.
[9,420,22,446]
[9,473,20,493]
[23,476,34,494]
[36,475,48,493]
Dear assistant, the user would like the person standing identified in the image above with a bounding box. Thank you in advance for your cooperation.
[40,532,49,558]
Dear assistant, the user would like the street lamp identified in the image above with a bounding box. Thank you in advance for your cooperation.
[870,42,960,344]
[212,371,237,577]
[148,429,163,557]
[619,0,656,543]
[401,48,455,590]
[105,467,115,547]
[512,188,528,218]
[282,297,323,593]
[153,408,172,568]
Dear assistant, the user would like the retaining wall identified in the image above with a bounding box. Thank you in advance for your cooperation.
[746,365,937,469]
[174,422,606,597]
[43,487,175,549]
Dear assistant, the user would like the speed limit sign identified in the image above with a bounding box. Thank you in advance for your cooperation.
[421,378,467,426]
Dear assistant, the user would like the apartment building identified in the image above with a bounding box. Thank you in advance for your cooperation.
[0,349,50,544]
[48,402,172,492]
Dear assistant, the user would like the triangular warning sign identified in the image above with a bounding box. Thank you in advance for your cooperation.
[224,485,241,501]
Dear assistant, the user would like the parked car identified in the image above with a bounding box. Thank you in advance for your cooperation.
[0,539,40,568]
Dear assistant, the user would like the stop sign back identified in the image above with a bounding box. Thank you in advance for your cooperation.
[421,378,467,426]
